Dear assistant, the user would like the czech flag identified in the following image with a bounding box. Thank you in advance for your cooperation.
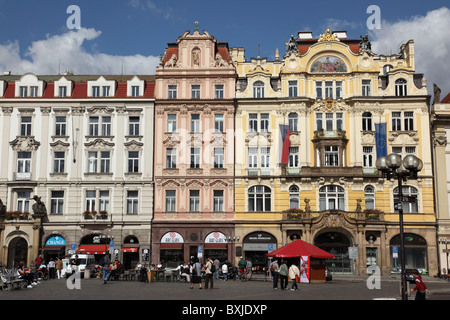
[277,124,290,165]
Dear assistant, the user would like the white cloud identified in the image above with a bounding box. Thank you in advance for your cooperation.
[369,7,450,97]
[0,28,160,75]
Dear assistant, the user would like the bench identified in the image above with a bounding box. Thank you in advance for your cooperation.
[1,270,27,291]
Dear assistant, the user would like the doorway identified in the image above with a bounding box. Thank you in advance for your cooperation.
[7,237,28,268]
[314,231,352,274]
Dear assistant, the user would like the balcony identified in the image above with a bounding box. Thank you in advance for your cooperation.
[314,129,347,139]
[5,211,31,221]
[14,172,32,181]
[82,210,108,220]
[246,168,273,176]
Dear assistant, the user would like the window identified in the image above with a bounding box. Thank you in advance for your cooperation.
[213,190,224,212]
[335,81,342,99]
[260,114,269,132]
[324,146,339,166]
[54,152,65,173]
[19,86,28,97]
[128,151,139,172]
[100,151,110,173]
[363,147,374,168]
[89,117,99,136]
[248,186,271,212]
[30,86,38,97]
[88,152,97,173]
[325,81,333,98]
[168,85,177,99]
[288,113,298,132]
[362,112,372,131]
[316,82,323,99]
[253,81,264,98]
[260,148,270,168]
[92,86,100,97]
[362,80,371,96]
[55,116,67,136]
[59,86,67,97]
[214,114,224,133]
[191,114,201,133]
[50,191,64,214]
[215,85,224,99]
[99,191,109,212]
[395,79,407,96]
[166,148,176,169]
[17,192,31,212]
[127,191,139,214]
[316,113,323,130]
[289,147,299,168]
[17,152,31,173]
[190,148,200,169]
[129,117,140,136]
[101,116,111,136]
[319,185,345,211]
[102,86,111,97]
[167,114,177,133]
[21,117,32,136]
[86,190,96,211]
[394,186,418,213]
[249,114,258,132]
[364,186,375,210]
[131,86,140,97]
[336,113,343,130]
[191,85,201,99]
[189,190,200,212]
[404,112,414,131]
[165,190,176,212]
[214,148,224,168]
[248,148,258,168]
[289,185,300,209]
[320,112,344,131]
[405,146,416,155]
[288,81,298,97]
[89,116,111,136]
[392,112,402,131]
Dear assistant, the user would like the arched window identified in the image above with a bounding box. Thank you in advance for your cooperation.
[248,186,271,212]
[319,185,345,211]
[395,78,407,96]
[289,185,300,209]
[362,112,372,131]
[364,185,375,210]
[288,113,298,132]
[394,186,418,213]
[253,81,265,98]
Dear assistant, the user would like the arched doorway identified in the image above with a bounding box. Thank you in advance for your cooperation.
[314,231,352,274]
[7,237,28,268]
[390,233,428,275]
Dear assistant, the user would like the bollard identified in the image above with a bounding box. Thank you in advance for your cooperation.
[84,269,90,279]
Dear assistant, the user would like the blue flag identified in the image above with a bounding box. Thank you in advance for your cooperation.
[375,123,387,158]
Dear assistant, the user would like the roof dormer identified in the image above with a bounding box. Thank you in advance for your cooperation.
[0,80,5,97]
[15,73,45,97]
[87,76,116,97]
[54,76,73,97]
[127,76,145,97]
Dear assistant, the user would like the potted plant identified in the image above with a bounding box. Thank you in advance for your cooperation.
[83,210,92,219]
[100,210,108,219]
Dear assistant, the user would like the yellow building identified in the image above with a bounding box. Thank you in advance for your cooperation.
[230,29,437,276]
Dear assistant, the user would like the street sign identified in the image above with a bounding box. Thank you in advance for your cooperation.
[268,244,274,252]
[109,240,114,248]
[349,247,358,259]
[70,243,76,251]
[392,246,398,258]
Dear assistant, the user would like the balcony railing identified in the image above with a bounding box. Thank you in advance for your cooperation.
[14,172,32,181]
[83,211,108,220]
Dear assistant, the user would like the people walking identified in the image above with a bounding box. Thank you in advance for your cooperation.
[213,258,220,280]
[204,257,214,290]
[222,261,228,281]
[55,257,63,279]
[289,263,300,291]
[48,258,56,279]
[410,269,430,300]
[279,260,289,290]
[270,259,280,289]
[246,258,253,280]
[190,258,202,289]
[99,253,111,284]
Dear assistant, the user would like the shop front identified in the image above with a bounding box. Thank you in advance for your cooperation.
[390,233,429,275]
[77,234,111,263]
[204,232,228,262]
[242,232,278,273]
[159,231,184,268]
[42,235,66,261]
[121,235,140,269]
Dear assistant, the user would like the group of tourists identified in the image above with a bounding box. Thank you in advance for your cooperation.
[269,259,301,291]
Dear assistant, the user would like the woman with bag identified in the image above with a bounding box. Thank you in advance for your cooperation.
[289,262,300,291]
[190,258,202,289]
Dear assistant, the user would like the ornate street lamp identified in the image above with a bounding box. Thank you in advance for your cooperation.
[376,153,423,300]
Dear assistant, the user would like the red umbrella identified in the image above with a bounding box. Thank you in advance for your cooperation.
[266,239,335,259]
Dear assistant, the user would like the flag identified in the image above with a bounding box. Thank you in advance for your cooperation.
[277,124,290,165]
[375,123,387,158]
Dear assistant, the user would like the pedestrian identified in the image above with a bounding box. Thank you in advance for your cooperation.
[270,259,280,289]
[190,258,202,289]
[48,258,56,279]
[204,257,214,290]
[289,262,300,291]
[181,263,190,282]
[279,260,289,290]
[222,261,228,281]
[35,254,43,269]
[55,257,63,279]
[246,258,253,280]
[410,269,430,300]
[213,258,220,280]
[99,253,111,284]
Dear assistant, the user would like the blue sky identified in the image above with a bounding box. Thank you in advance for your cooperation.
[0,0,449,95]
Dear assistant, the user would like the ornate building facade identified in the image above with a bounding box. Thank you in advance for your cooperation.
[0,74,155,269]
[230,29,437,276]
[152,28,237,267]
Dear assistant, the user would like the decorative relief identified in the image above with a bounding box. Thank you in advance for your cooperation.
[10,136,41,151]
[318,29,340,42]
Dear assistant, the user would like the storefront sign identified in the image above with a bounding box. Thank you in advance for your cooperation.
[45,236,66,246]
[244,232,276,244]
[161,231,184,243]
[205,232,227,243]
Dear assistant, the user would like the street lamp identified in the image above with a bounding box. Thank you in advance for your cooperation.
[376,153,423,300]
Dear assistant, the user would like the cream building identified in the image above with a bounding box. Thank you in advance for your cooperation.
[230,29,437,276]
[0,73,155,269]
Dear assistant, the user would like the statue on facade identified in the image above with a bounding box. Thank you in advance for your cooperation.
[359,35,372,54]
[433,83,441,105]
[32,195,47,216]
[286,35,298,54]
[0,198,6,217]
[164,54,178,68]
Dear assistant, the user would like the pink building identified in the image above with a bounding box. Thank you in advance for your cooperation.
[152,28,236,267]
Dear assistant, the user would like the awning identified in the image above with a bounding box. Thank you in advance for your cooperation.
[77,245,109,254]
[266,240,335,259]
[42,245,65,251]
[204,243,227,249]
[160,243,183,249]
[121,247,139,253]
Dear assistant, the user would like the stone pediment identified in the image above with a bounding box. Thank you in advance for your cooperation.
[10,136,41,151]
[84,138,115,149]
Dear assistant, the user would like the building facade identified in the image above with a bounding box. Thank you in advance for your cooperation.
[0,73,155,269]
[152,28,237,267]
[431,92,450,276]
[230,29,437,276]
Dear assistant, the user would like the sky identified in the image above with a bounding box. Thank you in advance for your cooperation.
[0,0,448,96]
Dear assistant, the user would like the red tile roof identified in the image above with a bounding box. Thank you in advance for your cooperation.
[441,92,450,103]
